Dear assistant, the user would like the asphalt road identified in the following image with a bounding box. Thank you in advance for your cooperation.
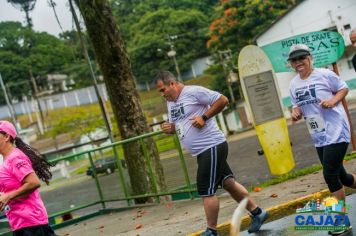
[39,108,356,216]
[240,193,356,236]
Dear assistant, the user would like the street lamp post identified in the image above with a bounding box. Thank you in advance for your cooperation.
[219,49,236,105]
[167,45,182,82]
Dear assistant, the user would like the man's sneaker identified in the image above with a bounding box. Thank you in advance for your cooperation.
[201,228,219,236]
[248,209,269,233]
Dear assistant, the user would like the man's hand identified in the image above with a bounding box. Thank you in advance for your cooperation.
[160,122,175,134]
[190,116,206,129]
[291,107,302,122]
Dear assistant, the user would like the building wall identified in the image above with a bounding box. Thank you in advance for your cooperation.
[256,0,356,108]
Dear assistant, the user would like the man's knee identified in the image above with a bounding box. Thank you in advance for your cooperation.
[222,177,235,189]
[223,177,248,194]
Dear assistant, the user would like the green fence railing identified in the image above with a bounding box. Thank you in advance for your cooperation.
[0,130,197,235]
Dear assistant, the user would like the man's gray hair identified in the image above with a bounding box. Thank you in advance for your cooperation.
[155,71,177,85]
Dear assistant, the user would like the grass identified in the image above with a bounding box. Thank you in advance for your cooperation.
[248,152,356,191]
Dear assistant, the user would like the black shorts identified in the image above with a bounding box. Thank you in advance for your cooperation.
[196,141,234,196]
[13,224,56,236]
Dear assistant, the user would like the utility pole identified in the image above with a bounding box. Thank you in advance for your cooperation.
[29,69,45,134]
[0,73,19,134]
[218,49,236,105]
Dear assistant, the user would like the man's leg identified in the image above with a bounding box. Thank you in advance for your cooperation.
[196,144,226,235]
[223,177,268,233]
[202,195,220,229]
[222,177,257,211]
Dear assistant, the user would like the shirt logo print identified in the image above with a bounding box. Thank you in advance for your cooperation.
[295,84,319,106]
[170,103,185,122]
[15,161,27,170]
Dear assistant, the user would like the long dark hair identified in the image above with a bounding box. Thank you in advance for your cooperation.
[5,133,54,185]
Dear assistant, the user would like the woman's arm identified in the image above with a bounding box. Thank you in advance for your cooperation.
[0,173,41,211]
[320,88,348,109]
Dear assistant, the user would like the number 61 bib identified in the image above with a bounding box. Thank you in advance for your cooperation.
[305,114,325,135]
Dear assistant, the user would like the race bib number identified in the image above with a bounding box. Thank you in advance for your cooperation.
[305,115,325,134]
[176,122,185,139]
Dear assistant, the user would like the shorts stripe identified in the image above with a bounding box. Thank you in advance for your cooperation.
[208,147,214,195]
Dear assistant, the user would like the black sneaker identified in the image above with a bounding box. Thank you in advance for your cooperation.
[248,209,269,233]
[201,228,219,236]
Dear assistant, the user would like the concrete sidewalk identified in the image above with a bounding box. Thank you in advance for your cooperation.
[55,157,356,236]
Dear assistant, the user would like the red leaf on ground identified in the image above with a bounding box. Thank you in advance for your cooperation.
[135,223,143,229]
[96,225,105,229]
[253,187,262,192]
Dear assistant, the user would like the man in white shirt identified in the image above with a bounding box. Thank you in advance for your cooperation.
[155,71,268,236]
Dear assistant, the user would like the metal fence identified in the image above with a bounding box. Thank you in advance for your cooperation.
[0,131,198,235]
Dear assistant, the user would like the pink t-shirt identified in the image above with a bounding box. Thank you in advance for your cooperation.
[0,148,48,231]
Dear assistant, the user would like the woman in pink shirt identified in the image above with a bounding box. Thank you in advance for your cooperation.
[0,120,55,236]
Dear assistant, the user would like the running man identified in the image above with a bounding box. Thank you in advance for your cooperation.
[155,71,268,236]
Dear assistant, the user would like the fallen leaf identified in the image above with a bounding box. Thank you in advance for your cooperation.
[270,193,278,198]
[135,223,143,229]
[165,204,173,208]
[96,225,105,230]
[253,187,262,192]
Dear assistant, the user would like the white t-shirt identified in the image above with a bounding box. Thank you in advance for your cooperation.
[289,68,350,147]
[167,85,226,156]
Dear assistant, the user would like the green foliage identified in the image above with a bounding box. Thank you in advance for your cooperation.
[0,21,73,102]
[128,8,210,84]
[206,0,297,101]
[110,1,218,84]
[111,0,218,41]
[207,0,295,52]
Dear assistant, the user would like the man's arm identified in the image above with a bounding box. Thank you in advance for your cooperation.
[191,95,229,129]
[203,95,229,119]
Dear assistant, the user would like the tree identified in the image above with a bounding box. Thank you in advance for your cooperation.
[207,0,295,52]
[206,0,296,101]
[73,0,167,202]
[110,1,219,84]
[7,0,36,28]
[128,8,209,84]
[0,22,73,102]
[59,30,100,88]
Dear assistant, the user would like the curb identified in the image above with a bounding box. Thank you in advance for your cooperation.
[187,189,332,236]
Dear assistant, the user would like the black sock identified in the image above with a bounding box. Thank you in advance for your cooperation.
[207,227,218,236]
[250,207,262,216]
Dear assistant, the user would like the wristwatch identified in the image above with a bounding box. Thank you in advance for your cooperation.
[202,114,209,121]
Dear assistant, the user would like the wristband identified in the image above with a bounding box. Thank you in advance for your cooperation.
[202,114,209,121]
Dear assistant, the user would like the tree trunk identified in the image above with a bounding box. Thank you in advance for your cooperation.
[74,0,167,203]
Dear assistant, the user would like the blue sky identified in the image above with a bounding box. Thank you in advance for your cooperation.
[0,0,72,37]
